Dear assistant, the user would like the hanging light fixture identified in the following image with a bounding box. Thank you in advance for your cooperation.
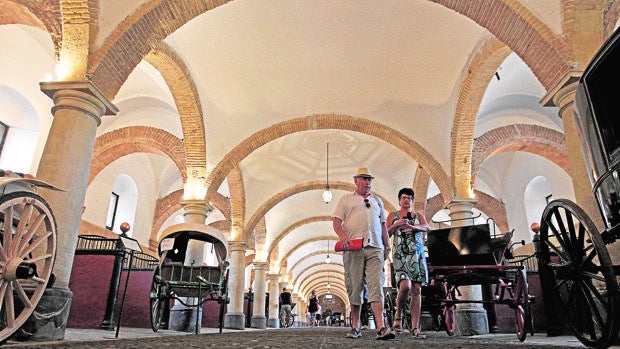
[325,240,331,264]
[322,142,332,204]
[327,271,331,291]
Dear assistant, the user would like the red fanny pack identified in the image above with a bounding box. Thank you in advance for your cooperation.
[334,238,364,252]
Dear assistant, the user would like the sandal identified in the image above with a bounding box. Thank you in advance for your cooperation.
[412,327,426,339]
[393,318,403,334]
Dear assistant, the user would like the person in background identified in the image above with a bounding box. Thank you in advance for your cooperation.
[279,287,293,327]
[387,187,430,339]
[308,290,319,326]
[332,167,395,340]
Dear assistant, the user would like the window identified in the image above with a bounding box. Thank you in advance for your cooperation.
[106,192,119,230]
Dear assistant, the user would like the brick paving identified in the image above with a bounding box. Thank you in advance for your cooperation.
[2,326,610,349]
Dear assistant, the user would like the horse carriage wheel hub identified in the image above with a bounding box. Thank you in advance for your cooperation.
[4,258,35,281]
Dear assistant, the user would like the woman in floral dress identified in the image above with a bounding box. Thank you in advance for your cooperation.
[387,188,430,338]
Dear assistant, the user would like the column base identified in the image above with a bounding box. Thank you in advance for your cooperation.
[251,315,267,329]
[11,287,73,342]
[168,306,201,333]
[456,307,489,336]
[224,312,245,329]
[267,317,279,328]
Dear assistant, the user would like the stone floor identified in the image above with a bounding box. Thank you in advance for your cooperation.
[2,326,613,349]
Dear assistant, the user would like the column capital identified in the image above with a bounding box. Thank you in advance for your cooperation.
[267,273,281,281]
[40,80,118,117]
[253,261,269,270]
[541,70,582,108]
[229,240,248,252]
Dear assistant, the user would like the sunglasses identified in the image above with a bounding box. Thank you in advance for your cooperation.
[364,199,370,208]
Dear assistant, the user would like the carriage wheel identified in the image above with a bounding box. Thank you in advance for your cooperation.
[0,192,56,342]
[514,268,531,342]
[149,274,164,332]
[149,297,162,332]
[438,280,456,336]
[383,290,394,329]
[539,199,619,348]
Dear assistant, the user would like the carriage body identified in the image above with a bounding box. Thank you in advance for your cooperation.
[537,27,620,349]
[574,27,620,233]
[149,224,229,333]
[391,223,532,341]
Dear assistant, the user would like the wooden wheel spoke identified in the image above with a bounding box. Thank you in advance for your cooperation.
[12,281,32,309]
[2,206,13,258]
[26,252,53,264]
[0,280,7,314]
[20,230,52,259]
[577,284,604,339]
[544,238,568,263]
[4,282,15,328]
[14,203,34,238]
[13,212,45,257]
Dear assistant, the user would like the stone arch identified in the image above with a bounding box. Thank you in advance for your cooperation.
[205,114,452,208]
[90,126,186,184]
[471,124,568,184]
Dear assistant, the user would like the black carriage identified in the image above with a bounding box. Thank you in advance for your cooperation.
[537,27,620,348]
[149,224,229,333]
[0,171,60,343]
[421,221,533,341]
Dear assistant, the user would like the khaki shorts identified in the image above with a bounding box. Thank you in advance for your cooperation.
[343,246,385,305]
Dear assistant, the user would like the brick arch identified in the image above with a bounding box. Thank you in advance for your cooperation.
[226,167,246,242]
[412,165,430,213]
[435,0,572,90]
[145,43,206,172]
[205,114,452,206]
[89,1,230,98]
[244,180,397,242]
[0,1,62,57]
[90,126,186,184]
[604,0,620,37]
[451,37,512,198]
[471,124,568,184]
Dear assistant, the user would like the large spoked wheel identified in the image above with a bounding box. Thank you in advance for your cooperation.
[0,192,57,342]
[383,290,394,329]
[514,268,532,342]
[539,199,619,348]
[438,280,456,336]
[149,274,164,332]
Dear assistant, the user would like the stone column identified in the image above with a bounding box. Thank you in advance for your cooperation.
[544,73,604,229]
[168,200,211,332]
[224,241,247,329]
[267,273,281,328]
[447,198,489,336]
[251,262,268,329]
[32,81,117,341]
